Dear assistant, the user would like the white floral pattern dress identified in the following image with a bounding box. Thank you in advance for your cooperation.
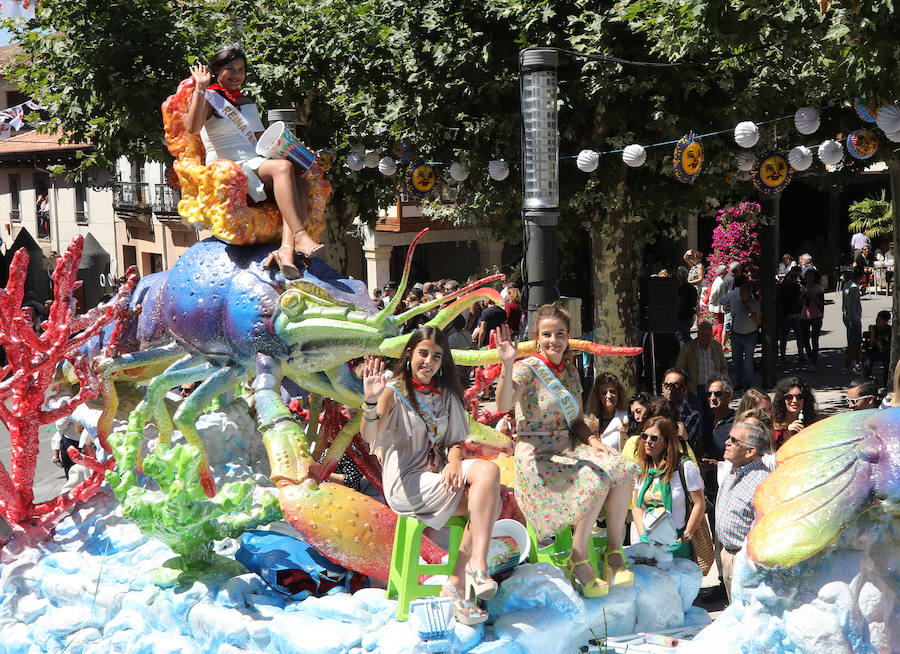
[513,360,640,540]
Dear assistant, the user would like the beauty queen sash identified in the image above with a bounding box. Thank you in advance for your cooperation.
[204,90,258,146]
[523,356,579,429]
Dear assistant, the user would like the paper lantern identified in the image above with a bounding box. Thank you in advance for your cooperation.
[875,104,900,136]
[752,150,792,195]
[886,129,900,144]
[846,129,879,160]
[449,162,469,181]
[345,152,364,171]
[794,107,820,135]
[818,139,843,166]
[350,143,365,155]
[622,144,646,168]
[853,97,880,123]
[576,149,599,172]
[363,150,380,168]
[788,146,813,171]
[735,151,755,172]
[488,160,509,181]
[378,156,396,176]
[734,121,760,148]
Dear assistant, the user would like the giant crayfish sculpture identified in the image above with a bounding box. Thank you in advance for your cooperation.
[93,227,641,579]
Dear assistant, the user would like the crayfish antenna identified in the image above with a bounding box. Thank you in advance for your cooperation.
[395,272,504,325]
[370,228,428,328]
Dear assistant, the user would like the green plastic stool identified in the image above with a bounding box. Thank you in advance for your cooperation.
[385,515,468,621]
[527,523,607,575]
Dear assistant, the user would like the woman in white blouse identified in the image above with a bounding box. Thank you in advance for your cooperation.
[185,44,324,278]
[585,371,629,450]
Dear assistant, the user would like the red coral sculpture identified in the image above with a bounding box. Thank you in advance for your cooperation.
[0,236,138,537]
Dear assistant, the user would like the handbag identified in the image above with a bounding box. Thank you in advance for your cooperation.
[677,460,715,575]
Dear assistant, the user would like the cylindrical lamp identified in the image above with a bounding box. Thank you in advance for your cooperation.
[520,48,560,315]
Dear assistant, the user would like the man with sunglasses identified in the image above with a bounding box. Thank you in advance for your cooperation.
[846,377,878,411]
[716,421,771,602]
[699,374,734,539]
[661,368,701,453]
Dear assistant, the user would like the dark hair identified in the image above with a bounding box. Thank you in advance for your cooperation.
[877,310,891,322]
[772,375,819,424]
[586,371,628,418]
[625,391,652,434]
[392,326,465,413]
[209,43,247,77]
[849,376,878,398]
[644,395,678,423]
[663,367,687,384]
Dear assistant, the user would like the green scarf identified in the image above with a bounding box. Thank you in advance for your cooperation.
[637,467,672,515]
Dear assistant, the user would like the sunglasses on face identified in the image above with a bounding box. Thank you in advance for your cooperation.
[728,435,751,448]
[846,395,873,407]
[707,390,725,398]
[785,393,803,402]
[663,382,683,391]
[640,432,663,444]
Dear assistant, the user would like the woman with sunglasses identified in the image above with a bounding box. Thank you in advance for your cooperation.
[771,376,819,448]
[495,303,639,599]
[632,417,705,558]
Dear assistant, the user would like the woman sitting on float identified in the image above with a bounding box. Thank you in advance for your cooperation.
[186,43,324,278]
[360,327,502,625]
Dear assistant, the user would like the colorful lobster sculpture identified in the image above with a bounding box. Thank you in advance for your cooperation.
[93,227,641,578]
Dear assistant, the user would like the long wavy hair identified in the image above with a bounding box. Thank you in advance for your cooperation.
[771,376,818,425]
[635,416,681,483]
[585,371,627,418]
[392,326,465,414]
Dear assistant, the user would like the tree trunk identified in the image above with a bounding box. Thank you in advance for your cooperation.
[591,203,638,389]
[890,157,900,394]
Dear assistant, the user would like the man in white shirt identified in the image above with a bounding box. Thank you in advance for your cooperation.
[850,232,871,253]
[708,265,728,344]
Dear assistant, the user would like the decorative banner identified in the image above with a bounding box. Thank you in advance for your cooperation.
[853,97,881,123]
[752,150,792,195]
[673,132,703,184]
[846,129,879,160]
[404,159,437,198]
[0,0,35,18]
[0,124,11,140]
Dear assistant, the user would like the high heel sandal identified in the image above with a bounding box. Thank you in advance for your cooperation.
[564,556,610,598]
[442,583,488,626]
[603,546,634,588]
[263,245,301,280]
[465,564,498,601]
[292,230,326,260]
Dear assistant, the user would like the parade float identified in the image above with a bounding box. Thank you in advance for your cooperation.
[1,78,898,654]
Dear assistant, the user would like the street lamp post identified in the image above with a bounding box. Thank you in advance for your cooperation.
[520,48,560,319]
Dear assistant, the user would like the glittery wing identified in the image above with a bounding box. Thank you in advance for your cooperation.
[747,410,882,568]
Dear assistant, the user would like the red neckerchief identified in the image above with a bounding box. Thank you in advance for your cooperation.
[207,83,243,105]
[534,352,566,376]
[411,378,442,396]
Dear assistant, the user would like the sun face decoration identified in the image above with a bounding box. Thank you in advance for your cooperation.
[847,129,879,160]
[673,132,703,183]
[404,160,437,198]
[752,150,792,194]
[853,97,884,124]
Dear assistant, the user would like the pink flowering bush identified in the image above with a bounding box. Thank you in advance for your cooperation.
[698,201,762,325]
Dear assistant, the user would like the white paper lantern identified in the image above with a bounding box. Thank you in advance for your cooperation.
[349,143,365,155]
[875,104,900,136]
[378,156,396,176]
[788,145,814,171]
[345,152,364,171]
[818,139,843,166]
[488,159,509,181]
[735,151,755,172]
[576,149,599,172]
[886,129,900,144]
[734,121,760,148]
[363,150,380,168]
[449,162,469,181]
[794,107,820,135]
[622,144,646,168]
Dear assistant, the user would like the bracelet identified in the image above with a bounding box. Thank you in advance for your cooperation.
[363,413,381,423]
[194,87,207,95]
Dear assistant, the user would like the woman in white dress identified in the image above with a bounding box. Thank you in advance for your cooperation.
[185,44,324,278]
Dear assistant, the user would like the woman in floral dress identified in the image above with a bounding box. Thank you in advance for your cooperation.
[495,302,639,598]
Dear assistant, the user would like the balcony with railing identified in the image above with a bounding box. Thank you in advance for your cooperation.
[113,181,151,228]
[152,183,192,231]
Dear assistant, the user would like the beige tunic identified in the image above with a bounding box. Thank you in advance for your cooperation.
[374,385,474,529]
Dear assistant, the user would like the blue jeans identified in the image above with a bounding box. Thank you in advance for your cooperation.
[731,331,758,388]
